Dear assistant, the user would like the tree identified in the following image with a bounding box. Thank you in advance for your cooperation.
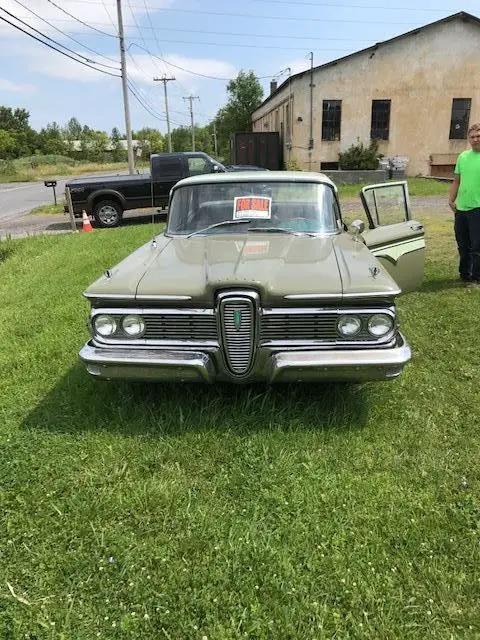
[88,130,110,162]
[214,70,264,159]
[0,107,37,157]
[38,122,67,155]
[0,129,18,159]
[133,127,165,160]
[110,127,125,162]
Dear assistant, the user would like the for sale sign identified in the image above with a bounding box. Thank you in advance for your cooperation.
[233,196,272,220]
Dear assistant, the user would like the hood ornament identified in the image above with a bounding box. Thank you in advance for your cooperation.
[369,266,380,278]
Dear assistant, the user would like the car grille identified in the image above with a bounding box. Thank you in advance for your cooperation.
[260,312,376,342]
[219,296,255,375]
[261,312,339,342]
[143,313,217,341]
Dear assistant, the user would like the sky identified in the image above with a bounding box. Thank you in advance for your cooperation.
[0,0,478,135]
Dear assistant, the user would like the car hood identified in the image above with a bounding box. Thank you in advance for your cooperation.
[84,233,399,304]
[144,233,401,302]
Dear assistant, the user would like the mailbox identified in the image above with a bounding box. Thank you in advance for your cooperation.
[44,180,58,205]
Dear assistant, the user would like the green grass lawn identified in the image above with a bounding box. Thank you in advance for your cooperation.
[29,203,65,215]
[0,211,479,639]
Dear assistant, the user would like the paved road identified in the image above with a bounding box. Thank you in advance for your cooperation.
[0,179,68,222]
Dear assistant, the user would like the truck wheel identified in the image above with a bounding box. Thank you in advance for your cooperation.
[93,200,123,228]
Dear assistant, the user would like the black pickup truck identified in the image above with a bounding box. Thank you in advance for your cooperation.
[65,151,226,227]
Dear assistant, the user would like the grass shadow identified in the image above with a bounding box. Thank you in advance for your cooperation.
[21,362,370,438]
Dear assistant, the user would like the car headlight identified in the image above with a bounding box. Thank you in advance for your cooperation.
[337,314,362,337]
[94,314,117,337]
[367,313,394,337]
[122,314,145,337]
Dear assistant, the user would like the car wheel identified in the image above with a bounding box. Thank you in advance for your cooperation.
[93,200,123,228]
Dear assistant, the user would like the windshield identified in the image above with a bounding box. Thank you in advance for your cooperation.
[167,181,340,236]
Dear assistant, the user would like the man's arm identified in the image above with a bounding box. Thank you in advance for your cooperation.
[449,173,460,212]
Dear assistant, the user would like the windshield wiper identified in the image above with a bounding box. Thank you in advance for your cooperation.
[248,226,314,236]
[186,219,252,238]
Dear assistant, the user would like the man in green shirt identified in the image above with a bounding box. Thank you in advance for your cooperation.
[449,123,480,287]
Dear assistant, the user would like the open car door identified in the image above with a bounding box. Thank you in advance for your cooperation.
[360,181,425,293]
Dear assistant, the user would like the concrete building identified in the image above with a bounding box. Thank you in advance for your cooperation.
[251,12,480,176]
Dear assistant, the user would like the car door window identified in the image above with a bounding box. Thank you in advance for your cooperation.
[188,157,211,176]
[361,182,410,228]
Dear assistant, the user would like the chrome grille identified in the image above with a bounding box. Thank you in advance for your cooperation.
[261,313,338,341]
[144,314,217,341]
[220,297,255,375]
[260,312,377,342]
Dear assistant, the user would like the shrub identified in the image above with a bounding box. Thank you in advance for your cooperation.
[285,157,302,171]
[0,159,16,175]
[338,140,380,170]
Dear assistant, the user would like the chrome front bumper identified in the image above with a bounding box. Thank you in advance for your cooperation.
[79,333,411,383]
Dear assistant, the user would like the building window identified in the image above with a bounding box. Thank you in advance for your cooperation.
[322,100,341,141]
[449,98,471,139]
[371,100,391,140]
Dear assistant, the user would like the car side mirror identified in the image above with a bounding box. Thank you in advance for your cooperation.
[349,219,365,239]
[212,164,221,172]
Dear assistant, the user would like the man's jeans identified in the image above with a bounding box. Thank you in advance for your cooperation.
[454,208,480,281]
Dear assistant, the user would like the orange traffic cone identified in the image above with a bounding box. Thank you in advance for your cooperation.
[82,210,93,233]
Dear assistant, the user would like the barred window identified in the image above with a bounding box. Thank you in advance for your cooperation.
[322,100,341,141]
[371,100,391,140]
[449,98,471,139]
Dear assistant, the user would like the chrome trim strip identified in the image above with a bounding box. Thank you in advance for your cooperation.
[284,293,343,300]
[84,293,193,301]
[84,293,136,300]
[342,290,401,298]
[90,307,214,316]
[285,290,400,300]
[135,295,192,301]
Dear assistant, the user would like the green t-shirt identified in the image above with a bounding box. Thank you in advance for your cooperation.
[454,149,480,211]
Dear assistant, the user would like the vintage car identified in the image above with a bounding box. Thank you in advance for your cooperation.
[79,171,425,383]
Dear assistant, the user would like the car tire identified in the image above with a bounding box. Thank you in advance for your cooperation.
[93,200,123,228]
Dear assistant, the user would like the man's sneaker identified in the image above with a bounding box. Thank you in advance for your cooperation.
[466,281,480,289]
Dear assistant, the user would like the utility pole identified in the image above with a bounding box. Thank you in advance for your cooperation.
[154,76,175,152]
[212,120,218,157]
[183,95,199,151]
[116,0,135,174]
[308,51,314,171]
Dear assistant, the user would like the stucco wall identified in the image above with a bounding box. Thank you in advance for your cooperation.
[252,18,480,175]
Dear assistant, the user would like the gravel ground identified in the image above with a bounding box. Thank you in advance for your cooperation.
[0,196,449,240]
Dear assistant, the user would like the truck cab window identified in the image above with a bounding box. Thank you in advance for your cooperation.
[159,158,182,177]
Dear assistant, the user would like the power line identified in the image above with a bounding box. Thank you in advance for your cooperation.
[11,0,120,68]
[12,12,435,29]
[119,26,376,43]
[61,0,457,14]
[85,6,435,26]
[126,0,166,76]
[0,12,121,77]
[128,80,186,125]
[44,0,117,37]
[132,36,354,52]
[127,42,280,81]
